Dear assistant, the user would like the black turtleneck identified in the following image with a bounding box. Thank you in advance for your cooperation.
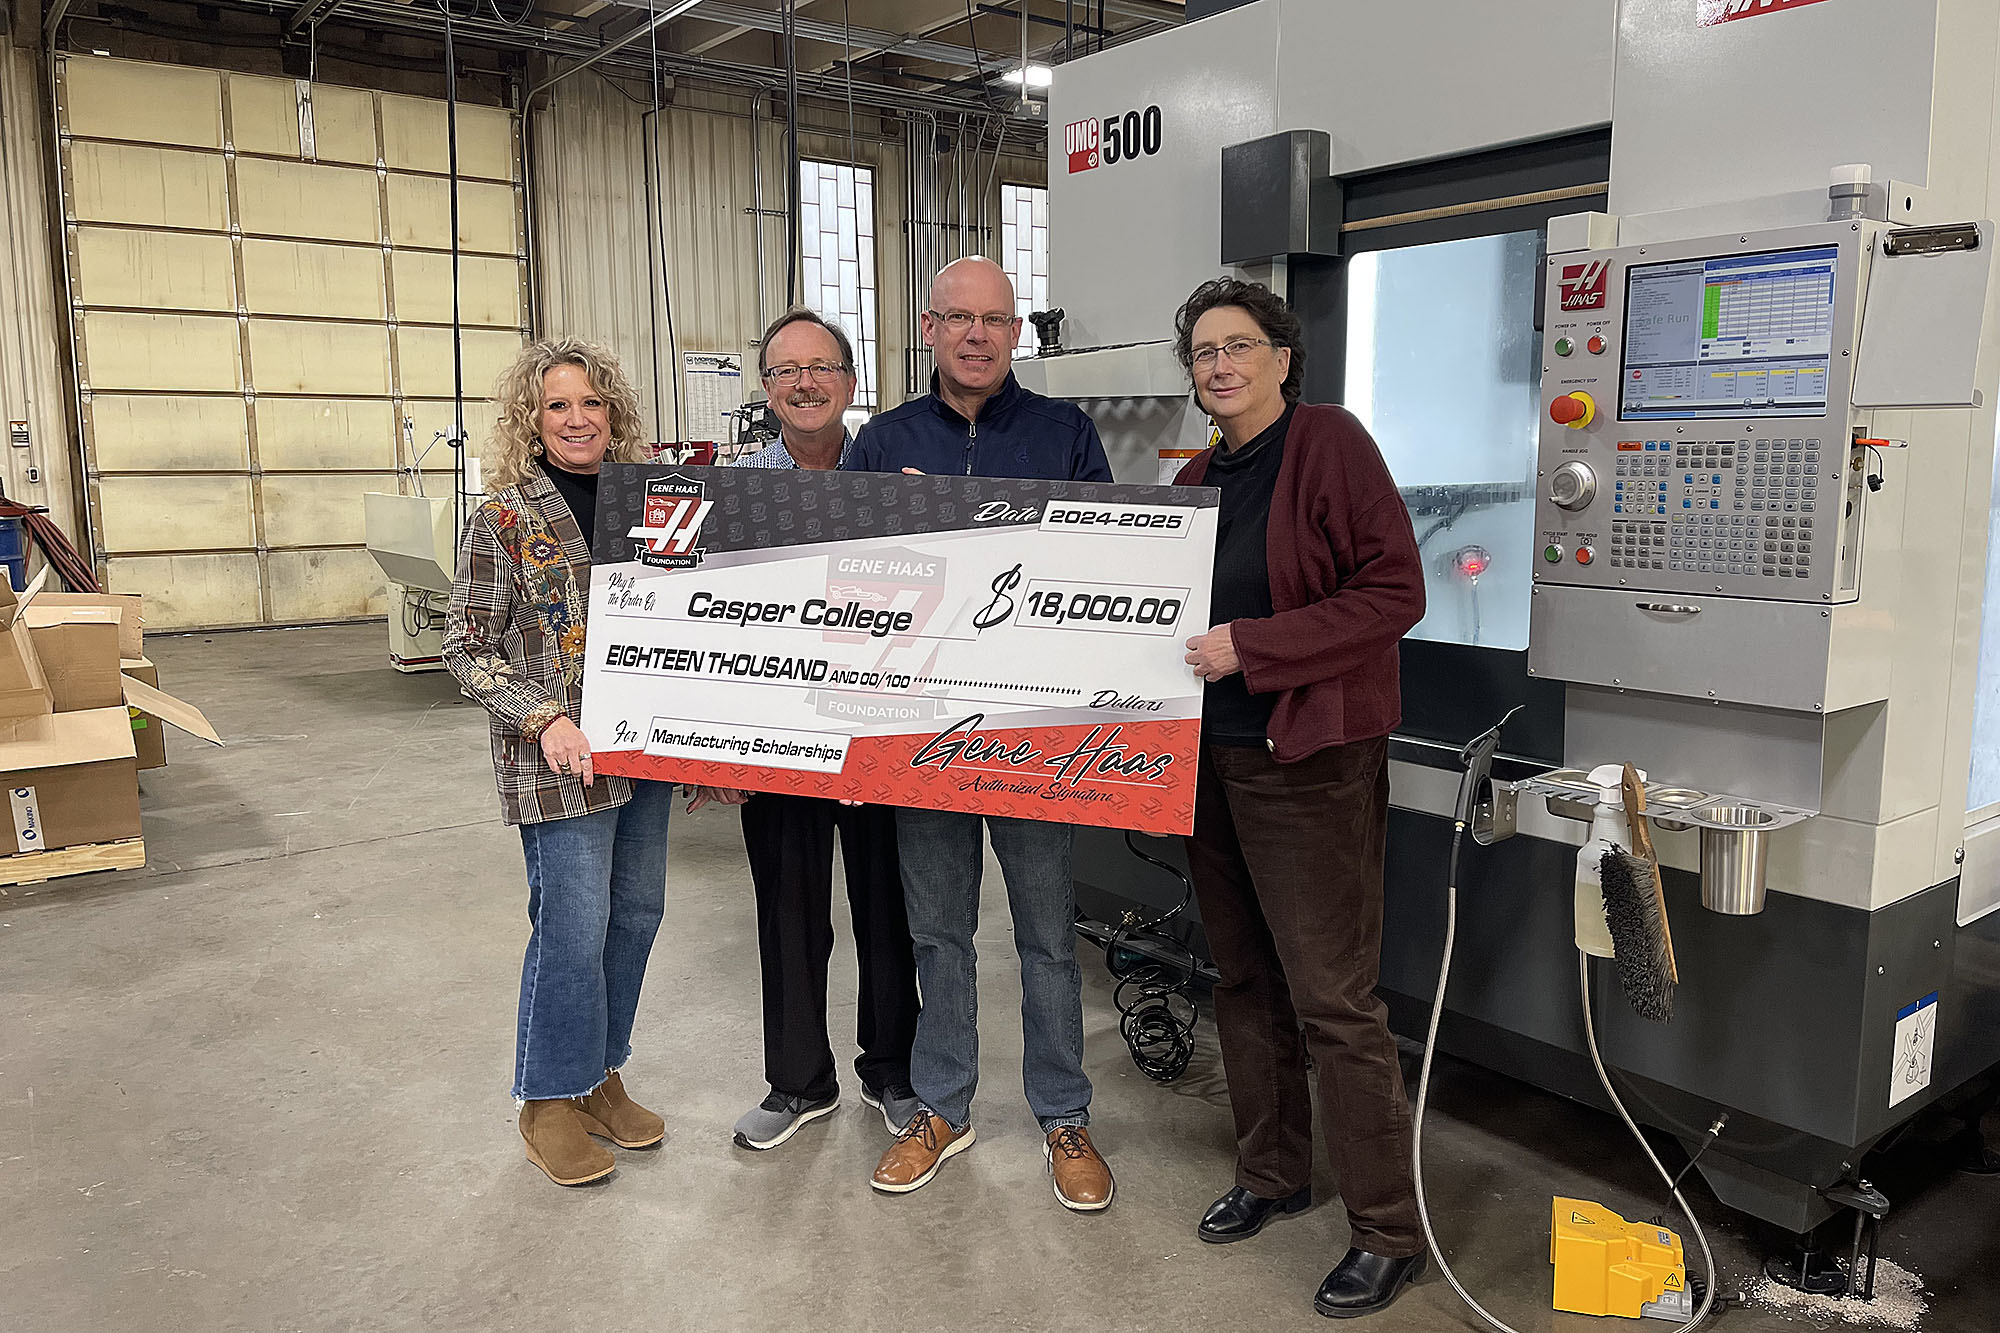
[542,461,599,549]
[1202,403,1294,746]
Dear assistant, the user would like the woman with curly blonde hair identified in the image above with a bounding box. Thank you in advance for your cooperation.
[444,337,682,1187]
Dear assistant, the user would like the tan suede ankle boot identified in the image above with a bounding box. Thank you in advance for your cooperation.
[519,1099,615,1186]
[573,1070,665,1149]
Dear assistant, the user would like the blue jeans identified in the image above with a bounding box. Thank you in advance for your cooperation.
[513,780,672,1101]
[895,808,1091,1133]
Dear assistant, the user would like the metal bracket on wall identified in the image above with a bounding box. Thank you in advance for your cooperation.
[1477,768,1812,837]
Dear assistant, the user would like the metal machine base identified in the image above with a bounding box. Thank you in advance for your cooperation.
[1073,799,2000,1237]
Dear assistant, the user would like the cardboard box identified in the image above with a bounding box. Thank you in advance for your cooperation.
[0,569,53,722]
[0,708,141,853]
[26,606,125,712]
[30,592,144,658]
[119,672,220,749]
[0,585,218,863]
[121,657,165,770]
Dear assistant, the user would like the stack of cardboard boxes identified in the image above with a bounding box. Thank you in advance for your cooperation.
[0,572,216,881]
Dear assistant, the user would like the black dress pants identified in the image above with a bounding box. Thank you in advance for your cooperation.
[740,793,919,1101]
[1184,736,1423,1259]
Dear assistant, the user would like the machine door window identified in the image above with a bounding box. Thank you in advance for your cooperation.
[1344,230,1542,651]
[1970,417,2000,816]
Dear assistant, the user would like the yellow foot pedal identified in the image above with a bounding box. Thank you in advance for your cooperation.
[1551,1197,1693,1321]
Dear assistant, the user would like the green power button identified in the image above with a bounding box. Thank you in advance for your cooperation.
[1554,337,1574,357]
[1543,544,1564,563]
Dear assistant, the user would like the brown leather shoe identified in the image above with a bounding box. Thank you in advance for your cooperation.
[519,1099,615,1186]
[573,1070,665,1149]
[1046,1126,1114,1211]
[870,1110,974,1194]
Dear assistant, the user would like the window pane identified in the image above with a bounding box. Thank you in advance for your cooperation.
[798,160,878,409]
[999,183,1050,357]
[1344,231,1541,651]
[1970,417,2000,811]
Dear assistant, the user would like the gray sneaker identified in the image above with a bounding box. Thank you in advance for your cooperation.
[732,1091,838,1151]
[861,1082,923,1134]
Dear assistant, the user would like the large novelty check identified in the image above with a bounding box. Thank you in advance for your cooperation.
[579,465,1218,835]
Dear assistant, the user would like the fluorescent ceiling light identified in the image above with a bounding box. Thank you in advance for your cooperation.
[1001,64,1054,90]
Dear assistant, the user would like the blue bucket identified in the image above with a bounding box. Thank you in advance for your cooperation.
[0,518,25,594]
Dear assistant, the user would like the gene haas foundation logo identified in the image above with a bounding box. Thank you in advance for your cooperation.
[1699,0,1832,25]
[629,473,714,570]
[1065,118,1100,173]
[1558,259,1610,312]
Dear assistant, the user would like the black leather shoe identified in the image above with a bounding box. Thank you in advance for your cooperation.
[1313,1247,1427,1319]
[1197,1184,1312,1244]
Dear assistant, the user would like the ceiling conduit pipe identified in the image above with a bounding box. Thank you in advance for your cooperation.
[783,0,800,307]
[442,0,468,543]
[750,89,767,337]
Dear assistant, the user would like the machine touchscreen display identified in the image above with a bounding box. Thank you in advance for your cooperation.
[1618,245,1839,421]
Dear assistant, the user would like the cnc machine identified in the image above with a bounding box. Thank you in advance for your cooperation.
[1021,0,2000,1263]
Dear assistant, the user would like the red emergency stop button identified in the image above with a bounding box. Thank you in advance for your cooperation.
[1587,335,1607,355]
[1550,391,1596,429]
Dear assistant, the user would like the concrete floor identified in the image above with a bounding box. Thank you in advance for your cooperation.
[2,623,1993,1331]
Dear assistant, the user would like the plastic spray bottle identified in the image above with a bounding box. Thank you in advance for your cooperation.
[1574,763,1640,957]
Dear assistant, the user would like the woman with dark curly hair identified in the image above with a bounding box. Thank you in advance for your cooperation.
[1170,279,1430,1319]
[445,338,729,1186]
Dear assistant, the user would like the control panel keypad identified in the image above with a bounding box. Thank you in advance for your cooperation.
[1607,439,1820,578]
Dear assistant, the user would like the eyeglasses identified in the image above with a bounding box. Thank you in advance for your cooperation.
[927,310,1020,333]
[1190,337,1274,370]
[762,361,851,387]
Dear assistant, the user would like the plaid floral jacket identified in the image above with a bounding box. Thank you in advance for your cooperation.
[444,468,633,826]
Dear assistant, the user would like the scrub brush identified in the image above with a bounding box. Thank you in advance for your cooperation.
[1599,763,1679,1023]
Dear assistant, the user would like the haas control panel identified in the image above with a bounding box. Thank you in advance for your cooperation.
[1534,223,1872,605]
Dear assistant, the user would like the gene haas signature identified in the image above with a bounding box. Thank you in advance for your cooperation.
[908,713,1173,788]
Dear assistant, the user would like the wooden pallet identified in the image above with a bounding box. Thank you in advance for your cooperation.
[0,837,146,889]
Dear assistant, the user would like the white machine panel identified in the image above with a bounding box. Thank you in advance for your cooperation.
[1531,222,1871,605]
[1609,0,1941,219]
[1276,0,1614,176]
[1045,0,1617,351]
[1044,5,1279,350]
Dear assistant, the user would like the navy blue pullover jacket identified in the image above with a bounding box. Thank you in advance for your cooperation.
[846,371,1113,481]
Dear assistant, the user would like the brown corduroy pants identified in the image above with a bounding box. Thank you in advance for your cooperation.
[1185,735,1423,1258]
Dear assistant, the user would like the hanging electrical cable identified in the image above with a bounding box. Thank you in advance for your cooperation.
[437,0,469,543]
[839,0,857,169]
[1410,716,1722,1333]
[1107,831,1200,1082]
[0,489,97,592]
[646,0,685,445]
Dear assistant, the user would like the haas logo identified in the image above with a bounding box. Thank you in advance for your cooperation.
[1699,0,1832,25]
[1065,118,1099,174]
[629,474,713,570]
[1559,260,1610,312]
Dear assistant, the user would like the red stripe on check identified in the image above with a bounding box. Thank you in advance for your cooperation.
[595,718,1198,836]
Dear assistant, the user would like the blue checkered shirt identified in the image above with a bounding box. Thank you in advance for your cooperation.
[736,432,855,470]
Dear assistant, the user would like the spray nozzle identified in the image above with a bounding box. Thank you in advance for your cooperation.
[1587,762,1641,806]
[1453,706,1523,827]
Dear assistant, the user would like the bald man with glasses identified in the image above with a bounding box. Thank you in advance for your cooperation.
[727,307,924,1154]
[846,258,1117,1212]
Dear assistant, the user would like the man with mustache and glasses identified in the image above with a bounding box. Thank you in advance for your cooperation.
[847,258,1117,1212]
[727,308,924,1152]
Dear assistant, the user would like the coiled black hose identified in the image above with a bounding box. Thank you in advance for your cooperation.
[1106,832,1200,1083]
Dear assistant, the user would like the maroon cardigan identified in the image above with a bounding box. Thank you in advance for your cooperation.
[1175,403,1425,761]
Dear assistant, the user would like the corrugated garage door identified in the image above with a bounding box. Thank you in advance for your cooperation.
[55,55,526,629]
